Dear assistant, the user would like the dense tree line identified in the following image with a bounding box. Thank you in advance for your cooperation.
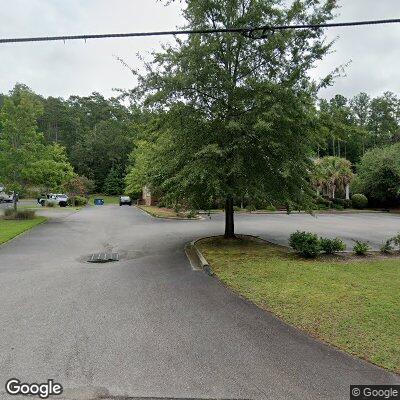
[2,1,400,219]
[0,83,141,195]
[317,92,400,164]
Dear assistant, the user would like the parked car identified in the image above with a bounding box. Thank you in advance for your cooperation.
[0,191,15,203]
[38,193,69,207]
[119,196,132,206]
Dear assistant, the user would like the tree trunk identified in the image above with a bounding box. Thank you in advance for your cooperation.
[224,195,235,239]
[345,184,350,200]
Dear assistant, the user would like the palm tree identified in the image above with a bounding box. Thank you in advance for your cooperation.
[313,157,354,199]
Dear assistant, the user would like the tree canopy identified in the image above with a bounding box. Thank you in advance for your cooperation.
[126,0,337,237]
[0,87,76,208]
[356,143,400,206]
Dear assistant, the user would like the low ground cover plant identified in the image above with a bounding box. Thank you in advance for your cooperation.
[289,231,321,258]
[290,232,347,257]
[381,240,394,254]
[68,195,88,207]
[314,196,353,211]
[3,209,36,220]
[186,210,198,219]
[353,241,370,255]
[380,233,400,254]
[320,237,346,254]
[333,198,352,209]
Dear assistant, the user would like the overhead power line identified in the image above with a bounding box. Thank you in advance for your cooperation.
[0,18,400,44]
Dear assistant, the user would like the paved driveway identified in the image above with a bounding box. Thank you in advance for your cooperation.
[0,207,398,400]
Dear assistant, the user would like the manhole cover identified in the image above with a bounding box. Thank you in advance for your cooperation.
[87,253,119,263]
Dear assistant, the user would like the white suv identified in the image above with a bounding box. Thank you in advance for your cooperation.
[38,194,69,207]
[0,192,14,203]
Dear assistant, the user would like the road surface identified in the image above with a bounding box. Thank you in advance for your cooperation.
[0,206,398,400]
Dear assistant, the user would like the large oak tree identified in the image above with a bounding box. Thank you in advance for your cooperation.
[128,0,338,237]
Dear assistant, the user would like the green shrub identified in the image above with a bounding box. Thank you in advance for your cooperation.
[392,233,400,248]
[380,240,394,254]
[4,209,36,220]
[247,204,257,212]
[332,203,344,211]
[266,205,277,212]
[353,241,370,255]
[316,196,332,207]
[351,194,368,209]
[3,209,15,219]
[289,231,321,258]
[333,198,352,209]
[68,196,87,207]
[45,201,55,208]
[356,143,400,205]
[186,210,197,219]
[320,237,346,254]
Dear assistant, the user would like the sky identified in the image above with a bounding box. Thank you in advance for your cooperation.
[0,0,399,100]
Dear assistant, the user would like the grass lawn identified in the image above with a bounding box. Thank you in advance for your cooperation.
[137,205,197,219]
[88,194,120,205]
[198,237,400,373]
[0,217,47,245]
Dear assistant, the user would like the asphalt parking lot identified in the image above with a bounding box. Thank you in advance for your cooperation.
[0,206,398,400]
[233,211,400,250]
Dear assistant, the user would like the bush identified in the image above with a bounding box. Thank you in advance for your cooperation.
[315,196,333,210]
[353,241,370,255]
[320,237,346,254]
[44,201,55,208]
[266,205,277,212]
[68,196,88,207]
[333,198,352,209]
[289,231,321,258]
[380,240,394,254]
[356,143,400,205]
[4,209,36,220]
[381,233,400,253]
[247,204,257,212]
[332,203,344,211]
[392,233,400,248]
[186,210,197,219]
[351,194,368,209]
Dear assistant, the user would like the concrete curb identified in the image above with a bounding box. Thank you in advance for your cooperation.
[185,240,214,276]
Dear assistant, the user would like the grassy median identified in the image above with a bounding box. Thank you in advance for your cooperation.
[198,237,400,373]
[0,217,47,245]
[137,205,197,219]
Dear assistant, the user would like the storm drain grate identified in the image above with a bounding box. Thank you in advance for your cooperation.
[87,252,119,263]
